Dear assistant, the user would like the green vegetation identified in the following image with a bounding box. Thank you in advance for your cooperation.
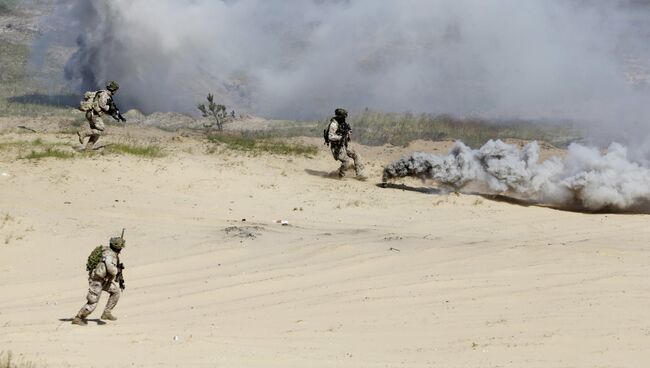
[0,138,166,159]
[348,110,580,147]
[246,110,580,148]
[0,351,39,368]
[20,147,74,160]
[208,133,318,156]
[198,93,234,132]
[105,142,165,158]
[0,138,63,151]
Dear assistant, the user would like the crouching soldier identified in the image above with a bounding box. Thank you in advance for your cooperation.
[72,235,126,326]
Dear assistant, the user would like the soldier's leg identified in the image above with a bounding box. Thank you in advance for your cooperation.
[331,145,352,178]
[77,112,95,144]
[85,116,105,150]
[72,280,103,325]
[101,281,121,320]
[345,146,365,177]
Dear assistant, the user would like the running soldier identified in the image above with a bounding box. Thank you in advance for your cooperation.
[325,108,366,179]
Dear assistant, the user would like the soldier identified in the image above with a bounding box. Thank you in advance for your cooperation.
[327,108,366,179]
[77,81,123,150]
[71,236,125,326]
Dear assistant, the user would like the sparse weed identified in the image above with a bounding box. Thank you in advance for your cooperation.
[20,148,75,160]
[348,110,580,148]
[242,110,581,148]
[208,133,318,157]
[105,143,165,158]
[0,351,40,368]
[2,213,13,225]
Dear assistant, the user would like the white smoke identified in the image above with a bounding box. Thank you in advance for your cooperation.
[383,140,650,212]
[31,0,650,129]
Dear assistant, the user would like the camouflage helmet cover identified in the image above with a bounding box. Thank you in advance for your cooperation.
[334,108,348,118]
[109,237,125,250]
[106,81,120,92]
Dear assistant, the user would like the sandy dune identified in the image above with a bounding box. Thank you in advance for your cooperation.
[1,124,649,367]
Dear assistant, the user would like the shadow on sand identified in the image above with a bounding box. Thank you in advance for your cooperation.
[304,169,340,180]
[58,318,107,325]
[378,182,650,215]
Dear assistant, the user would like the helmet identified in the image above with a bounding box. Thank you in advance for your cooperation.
[109,237,125,250]
[106,81,120,92]
[334,108,348,118]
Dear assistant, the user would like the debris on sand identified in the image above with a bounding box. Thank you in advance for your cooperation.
[224,226,263,239]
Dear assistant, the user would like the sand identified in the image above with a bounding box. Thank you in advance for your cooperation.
[1,123,649,367]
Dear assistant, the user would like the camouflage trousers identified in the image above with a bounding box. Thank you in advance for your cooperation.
[76,277,120,319]
[331,143,364,178]
[79,111,106,149]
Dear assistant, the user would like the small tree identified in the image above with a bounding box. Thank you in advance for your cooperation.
[198,93,229,132]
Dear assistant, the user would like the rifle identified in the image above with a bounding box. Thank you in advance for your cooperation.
[116,228,126,290]
[108,99,127,123]
[337,119,352,145]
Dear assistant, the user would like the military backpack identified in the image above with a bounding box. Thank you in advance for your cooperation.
[86,245,104,272]
[323,122,331,146]
[79,91,98,112]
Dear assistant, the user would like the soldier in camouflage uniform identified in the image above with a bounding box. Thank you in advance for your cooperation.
[71,236,125,326]
[77,81,120,150]
[327,108,366,179]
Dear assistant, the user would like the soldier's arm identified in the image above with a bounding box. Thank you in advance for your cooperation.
[328,120,343,142]
[98,91,111,112]
[104,254,119,277]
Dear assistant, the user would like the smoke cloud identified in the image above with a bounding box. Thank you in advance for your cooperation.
[32,0,650,131]
[383,140,650,212]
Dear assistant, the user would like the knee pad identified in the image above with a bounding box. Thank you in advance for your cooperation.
[87,291,100,304]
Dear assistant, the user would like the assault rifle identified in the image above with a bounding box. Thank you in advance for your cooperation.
[116,228,126,290]
[338,120,352,145]
[108,99,127,123]
[323,118,351,147]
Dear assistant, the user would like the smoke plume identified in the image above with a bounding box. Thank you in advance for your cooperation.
[383,140,650,212]
[32,0,650,130]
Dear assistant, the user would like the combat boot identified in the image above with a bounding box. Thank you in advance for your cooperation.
[101,311,117,321]
[356,173,368,181]
[71,317,87,326]
[76,131,85,145]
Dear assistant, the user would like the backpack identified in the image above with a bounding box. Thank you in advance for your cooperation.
[78,91,98,112]
[323,120,333,146]
[86,246,104,272]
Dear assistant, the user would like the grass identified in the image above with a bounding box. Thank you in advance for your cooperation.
[105,142,165,158]
[0,139,74,160]
[0,138,62,151]
[207,133,318,157]
[0,138,166,159]
[20,147,74,160]
[226,110,581,149]
[0,351,39,368]
[348,110,580,148]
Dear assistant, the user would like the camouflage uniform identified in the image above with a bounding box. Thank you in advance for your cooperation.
[72,238,124,325]
[77,81,119,150]
[328,115,365,179]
